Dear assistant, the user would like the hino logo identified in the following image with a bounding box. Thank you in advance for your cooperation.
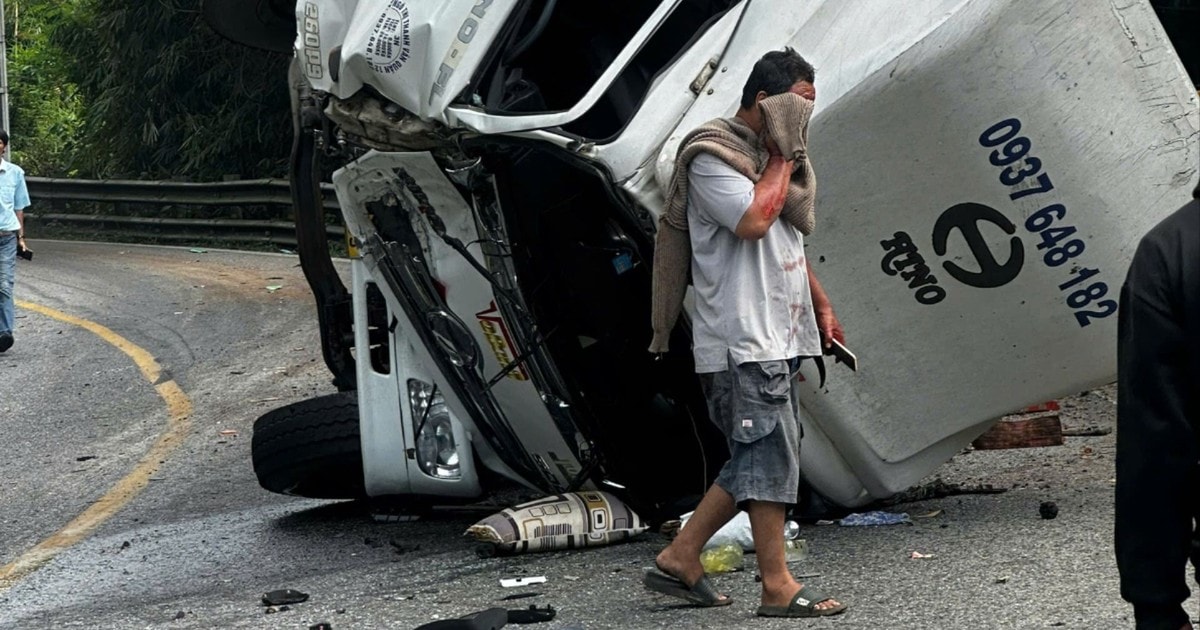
[430,0,493,105]
[302,2,323,80]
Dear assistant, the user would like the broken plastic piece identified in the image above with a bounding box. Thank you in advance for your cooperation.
[262,589,309,606]
[499,592,540,601]
[910,551,935,559]
[507,605,556,624]
[413,608,508,630]
[500,576,546,588]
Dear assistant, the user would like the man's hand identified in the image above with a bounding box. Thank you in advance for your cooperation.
[816,306,845,352]
[806,264,843,351]
[764,134,782,157]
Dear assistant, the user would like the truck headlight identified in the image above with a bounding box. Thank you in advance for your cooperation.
[408,379,462,479]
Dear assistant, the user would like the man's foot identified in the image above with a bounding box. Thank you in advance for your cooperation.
[757,583,846,618]
[761,580,843,614]
[0,333,12,353]
[652,547,731,605]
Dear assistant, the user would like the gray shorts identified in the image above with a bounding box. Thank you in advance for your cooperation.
[699,357,804,507]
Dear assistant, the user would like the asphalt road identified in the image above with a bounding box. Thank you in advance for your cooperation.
[0,241,1194,629]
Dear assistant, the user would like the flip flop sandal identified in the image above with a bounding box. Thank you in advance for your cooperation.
[643,568,733,607]
[756,584,847,618]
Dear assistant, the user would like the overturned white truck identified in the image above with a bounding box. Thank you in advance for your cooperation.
[203,0,1200,521]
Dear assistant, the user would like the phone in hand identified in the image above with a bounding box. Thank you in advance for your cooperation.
[827,338,857,372]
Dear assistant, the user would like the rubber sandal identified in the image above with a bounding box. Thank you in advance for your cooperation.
[643,567,732,607]
[755,584,846,618]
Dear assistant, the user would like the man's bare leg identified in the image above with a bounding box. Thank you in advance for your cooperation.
[747,500,841,611]
[655,484,739,589]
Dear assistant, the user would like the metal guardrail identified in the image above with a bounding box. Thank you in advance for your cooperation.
[25,177,340,210]
[21,177,344,248]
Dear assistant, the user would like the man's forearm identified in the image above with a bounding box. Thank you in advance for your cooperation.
[735,156,792,239]
[807,262,832,313]
[16,211,23,235]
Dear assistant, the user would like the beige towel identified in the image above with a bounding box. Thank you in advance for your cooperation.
[648,92,817,354]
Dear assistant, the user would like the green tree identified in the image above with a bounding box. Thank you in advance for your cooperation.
[55,0,293,180]
[7,0,86,176]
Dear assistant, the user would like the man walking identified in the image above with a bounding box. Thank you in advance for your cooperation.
[0,130,32,353]
[1115,177,1200,630]
[644,48,846,618]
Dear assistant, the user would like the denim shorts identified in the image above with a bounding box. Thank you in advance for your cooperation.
[699,356,804,507]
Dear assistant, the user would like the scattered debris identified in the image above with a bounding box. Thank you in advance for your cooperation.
[972,414,1063,450]
[838,511,911,526]
[189,248,208,254]
[264,605,291,614]
[913,509,944,519]
[265,285,284,293]
[262,588,309,606]
[1062,425,1112,437]
[699,543,744,573]
[562,575,580,581]
[120,541,131,551]
[883,479,1006,505]
[218,429,238,437]
[467,492,647,555]
[500,592,541,601]
[995,576,1010,584]
[76,455,98,462]
[172,611,186,620]
[500,576,547,588]
[910,551,935,559]
[414,608,508,630]
[508,605,556,625]
[659,519,682,538]
[1039,501,1059,520]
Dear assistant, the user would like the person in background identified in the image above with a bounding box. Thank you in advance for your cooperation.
[0,129,32,353]
[1115,176,1200,630]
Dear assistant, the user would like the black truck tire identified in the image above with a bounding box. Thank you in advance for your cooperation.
[251,391,367,499]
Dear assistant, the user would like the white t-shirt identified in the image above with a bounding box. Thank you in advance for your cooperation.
[685,152,821,373]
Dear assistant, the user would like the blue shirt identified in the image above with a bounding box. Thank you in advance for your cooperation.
[0,159,30,232]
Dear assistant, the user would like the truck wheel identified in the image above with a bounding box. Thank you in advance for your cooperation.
[251,391,367,499]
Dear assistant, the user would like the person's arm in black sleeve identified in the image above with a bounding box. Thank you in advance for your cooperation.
[1115,222,1196,630]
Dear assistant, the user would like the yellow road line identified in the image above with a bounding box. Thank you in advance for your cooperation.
[0,301,193,591]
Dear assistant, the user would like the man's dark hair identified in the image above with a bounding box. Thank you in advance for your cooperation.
[740,47,816,109]
[0,130,9,145]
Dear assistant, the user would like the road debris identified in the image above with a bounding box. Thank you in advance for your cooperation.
[1062,425,1112,437]
[262,588,309,606]
[265,285,283,293]
[838,511,911,526]
[500,592,540,601]
[466,492,647,555]
[699,542,744,573]
[500,576,546,588]
[507,605,556,624]
[76,455,97,462]
[910,551,935,559]
[1039,501,1059,520]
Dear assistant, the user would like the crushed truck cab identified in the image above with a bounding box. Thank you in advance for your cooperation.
[204,0,1199,520]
